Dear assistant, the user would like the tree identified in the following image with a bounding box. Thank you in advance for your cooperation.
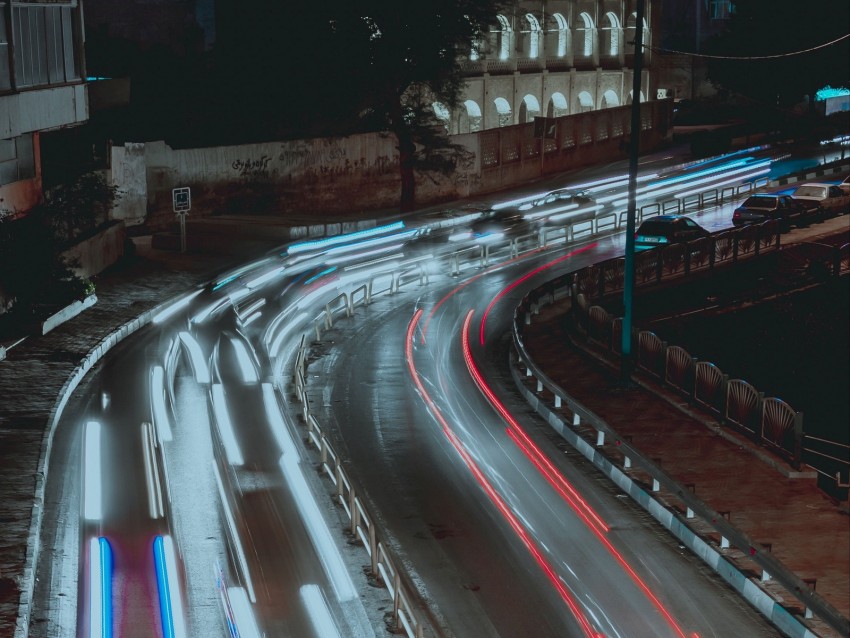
[210,0,509,209]
[705,0,850,108]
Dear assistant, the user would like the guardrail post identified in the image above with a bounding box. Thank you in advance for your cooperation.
[596,429,605,446]
[369,526,378,575]
[554,395,561,408]
[793,411,804,470]
[623,455,631,469]
[652,478,660,492]
[573,412,580,427]
[536,379,543,392]
[761,569,771,582]
[720,536,730,549]
[686,507,694,519]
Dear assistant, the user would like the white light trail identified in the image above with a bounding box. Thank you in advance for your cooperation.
[150,366,173,442]
[245,266,285,290]
[141,422,164,519]
[300,585,342,638]
[178,332,210,384]
[227,587,262,638]
[212,461,256,602]
[278,453,357,602]
[84,421,102,521]
[152,290,203,325]
[229,337,259,384]
[262,384,299,459]
[211,384,244,466]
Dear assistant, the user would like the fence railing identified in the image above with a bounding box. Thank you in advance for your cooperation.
[290,335,426,638]
[511,290,850,638]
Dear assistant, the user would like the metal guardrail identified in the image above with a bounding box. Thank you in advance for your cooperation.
[290,338,426,638]
[511,298,850,638]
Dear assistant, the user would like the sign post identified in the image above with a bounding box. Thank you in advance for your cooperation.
[172,187,191,253]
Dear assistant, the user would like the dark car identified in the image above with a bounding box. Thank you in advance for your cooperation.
[732,194,808,229]
[470,207,531,239]
[634,215,710,250]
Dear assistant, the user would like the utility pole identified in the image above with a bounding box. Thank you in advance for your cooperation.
[621,0,646,386]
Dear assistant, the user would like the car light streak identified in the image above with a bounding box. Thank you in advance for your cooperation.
[178,332,211,384]
[227,587,262,638]
[285,221,406,255]
[406,309,599,637]
[238,298,266,319]
[326,244,405,266]
[461,312,691,638]
[152,290,203,324]
[267,311,308,361]
[142,422,165,519]
[523,201,578,221]
[325,230,418,258]
[463,311,609,534]
[278,453,358,602]
[153,535,187,638]
[546,204,604,224]
[150,366,173,442]
[211,384,245,465]
[229,337,259,384]
[84,421,103,521]
[88,536,113,638]
[262,383,299,458]
[300,584,342,638]
[478,243,597,346]
[245,266,285,290]
[673,166,770,199]
[240,310,262,327]
[609,160,771,208]
[304,266,338,285]
[212,461,257,602]
[212,258,275,291]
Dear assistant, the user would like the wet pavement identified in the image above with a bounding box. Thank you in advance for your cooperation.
[0,210,848,637]
[519,218,850,638]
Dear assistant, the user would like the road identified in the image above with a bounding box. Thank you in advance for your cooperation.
[29,144,848,637]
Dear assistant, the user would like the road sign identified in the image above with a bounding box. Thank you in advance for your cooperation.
[172,187,191,213]
[534,117,557,139]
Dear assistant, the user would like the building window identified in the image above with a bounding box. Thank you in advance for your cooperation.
[601,12,621,56]
[576,12,594,58]
[0,133,35,185]
[496,14,511,61]
[524,13,541,59]
[710,1,733,20]
[0,6,10,90]
[12,3,79,88]
[552,13,568,58]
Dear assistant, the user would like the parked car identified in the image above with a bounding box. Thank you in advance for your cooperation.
[732,194,808,229]
[792,182,850,219]
[837,174,850,196]
[634,215,710,251]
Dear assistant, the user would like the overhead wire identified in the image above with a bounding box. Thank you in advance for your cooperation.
[643,32,850,60]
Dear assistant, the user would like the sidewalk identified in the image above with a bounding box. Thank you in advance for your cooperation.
[519,279,849,637]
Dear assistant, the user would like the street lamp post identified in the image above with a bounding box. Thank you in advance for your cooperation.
[621,0,646,386]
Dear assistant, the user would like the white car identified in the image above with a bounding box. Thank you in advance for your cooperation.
[839,175,850,196]
[792,182,850,219]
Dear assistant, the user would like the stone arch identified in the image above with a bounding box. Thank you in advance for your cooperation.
[577,91,594,113]
[600,90,620,109]
[626,90,646,104]
[575,12,594,58]
[547,92,568,118]
[600,12,622,56]
[495,14,512,60]
[494,97,512,127]
[518,94,541,123]
[522,13,542,58]
[550,13,569,57]
[457,100,482,134]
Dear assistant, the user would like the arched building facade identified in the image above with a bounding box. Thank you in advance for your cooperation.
[441,1,657,134]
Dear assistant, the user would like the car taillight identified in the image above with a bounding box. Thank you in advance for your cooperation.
[733,210,741,219]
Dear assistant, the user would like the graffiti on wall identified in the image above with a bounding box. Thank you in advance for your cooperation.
[232,155,272,178]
